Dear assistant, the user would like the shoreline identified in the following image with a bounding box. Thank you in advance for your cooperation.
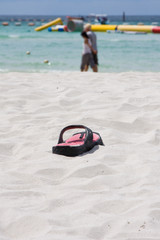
[1,70,160,74]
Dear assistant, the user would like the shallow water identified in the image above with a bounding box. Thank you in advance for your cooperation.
[0,18,160,72]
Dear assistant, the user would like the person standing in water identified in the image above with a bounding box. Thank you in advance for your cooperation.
[84,23,98,72]
[80,31,96,72]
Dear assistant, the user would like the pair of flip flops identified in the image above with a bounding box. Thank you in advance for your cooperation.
[52,125,104,157]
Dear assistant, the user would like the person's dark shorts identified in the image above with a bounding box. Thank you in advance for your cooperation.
[81,53,95,71]
[92,53,98,65]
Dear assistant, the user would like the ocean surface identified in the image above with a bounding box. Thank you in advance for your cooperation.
[0,15,160,73]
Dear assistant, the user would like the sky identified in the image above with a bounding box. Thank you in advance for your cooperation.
[0,0,160,16]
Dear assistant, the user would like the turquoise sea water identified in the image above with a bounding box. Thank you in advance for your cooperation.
[0,16,160,72]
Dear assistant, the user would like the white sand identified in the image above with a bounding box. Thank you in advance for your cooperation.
[0,71,160,240]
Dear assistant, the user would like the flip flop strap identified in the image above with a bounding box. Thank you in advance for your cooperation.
[58,125,93,144]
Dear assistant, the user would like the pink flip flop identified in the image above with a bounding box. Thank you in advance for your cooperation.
[52,125,104,157]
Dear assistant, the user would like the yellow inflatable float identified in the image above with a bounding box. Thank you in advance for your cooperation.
[35,18,63,31]
[91,25,117,32]
[90,24,153,33]
[117,25,153,33]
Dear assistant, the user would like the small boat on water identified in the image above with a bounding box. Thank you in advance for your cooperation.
[2,22,9,26]
[88,14,108,24]
[15,22,21,26]
[28,22,35,26]
[152,22,159,26]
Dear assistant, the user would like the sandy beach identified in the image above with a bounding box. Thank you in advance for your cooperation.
[0,71,160,240]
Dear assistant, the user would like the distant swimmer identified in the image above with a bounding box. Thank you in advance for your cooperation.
[44,59,49,63]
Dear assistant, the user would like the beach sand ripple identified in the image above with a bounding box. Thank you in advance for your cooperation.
[0,72,160,240]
